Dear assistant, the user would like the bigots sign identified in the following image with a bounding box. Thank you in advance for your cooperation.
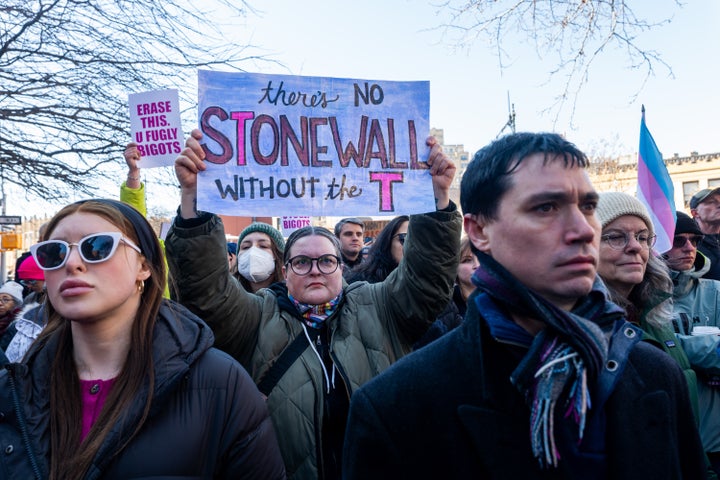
[196,71,433,216]
[128,89,183,168]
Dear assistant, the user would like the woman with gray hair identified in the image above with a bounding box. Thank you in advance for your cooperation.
[596,191,699,417]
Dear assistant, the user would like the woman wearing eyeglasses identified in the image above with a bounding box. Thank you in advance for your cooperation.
[0,199,285,479]
[0,282,24,364]
[596,193,700,413]
[596,194,720,476]
[166,130,462,479]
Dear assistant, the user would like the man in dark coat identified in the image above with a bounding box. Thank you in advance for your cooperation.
[343,132,706,479]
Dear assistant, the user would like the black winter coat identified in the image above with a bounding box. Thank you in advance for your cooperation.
[343,292,707,480]
[0,301,286,479]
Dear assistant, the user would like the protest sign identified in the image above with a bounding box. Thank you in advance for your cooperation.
[196,71,433,217]
[128,89,183,168]
[280,216,312,237]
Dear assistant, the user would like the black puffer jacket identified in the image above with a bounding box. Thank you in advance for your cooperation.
[0,301,286,479]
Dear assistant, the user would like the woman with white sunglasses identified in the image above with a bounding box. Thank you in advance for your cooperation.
[0,199,284,479]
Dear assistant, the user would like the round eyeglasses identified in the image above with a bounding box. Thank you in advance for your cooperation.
[285,254,341,275]
[600,232,657,250]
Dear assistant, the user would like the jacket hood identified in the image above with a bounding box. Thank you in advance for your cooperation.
[671,251,711,298]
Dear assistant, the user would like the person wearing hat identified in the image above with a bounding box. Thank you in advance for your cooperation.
[3,255,49,365]
[664,211,720,476]
[234,222,285,293]
[690,188,720,280]
[16,253,45,304]
[0,281,24,365]
[595,193,701,419]
[0,281,23,334]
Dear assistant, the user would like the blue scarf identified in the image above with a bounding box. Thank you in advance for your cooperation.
[472,251,623,468]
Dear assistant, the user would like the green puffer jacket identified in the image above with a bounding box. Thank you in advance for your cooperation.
[165,206,462,479]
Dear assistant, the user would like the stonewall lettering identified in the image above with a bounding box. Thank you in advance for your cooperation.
[200,108,423,171]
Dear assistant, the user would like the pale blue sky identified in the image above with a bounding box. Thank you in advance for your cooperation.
[238,0,719,159]
[9,1,719,219]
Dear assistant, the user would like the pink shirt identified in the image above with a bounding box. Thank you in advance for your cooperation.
[79,378,116,442]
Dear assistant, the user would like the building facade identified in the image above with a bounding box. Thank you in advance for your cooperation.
[588,151,720,213]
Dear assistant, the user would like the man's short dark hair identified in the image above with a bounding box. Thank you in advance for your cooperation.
[334,217,365,237]
[460,132,589,220]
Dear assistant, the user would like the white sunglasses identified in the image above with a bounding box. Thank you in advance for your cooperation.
[30,232,142,271]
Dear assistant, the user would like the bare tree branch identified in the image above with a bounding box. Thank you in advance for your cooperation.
[0,0,272,204]
[432,0,681,126]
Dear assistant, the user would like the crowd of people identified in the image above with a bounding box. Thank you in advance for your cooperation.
[0,129,719,478]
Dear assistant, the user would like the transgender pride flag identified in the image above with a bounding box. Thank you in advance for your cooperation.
[636,105,675,253]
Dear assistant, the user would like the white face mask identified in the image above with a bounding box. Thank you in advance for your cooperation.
[237,247,276,283]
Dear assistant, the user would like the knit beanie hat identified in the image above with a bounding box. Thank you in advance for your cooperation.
[596,192,654,238]
[17,255,45,281]
[238,222,285,252]
[0,281,24,307]
[675,212,703,236]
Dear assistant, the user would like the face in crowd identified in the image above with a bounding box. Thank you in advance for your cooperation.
[337,223,364,259]
[598,215,655,297]
[283,233,343,305]
[239,232,275,256]
[664,233,704,272]
[37,212,150,325]
[692,191,720,226]
[456,240,479,298]
[390,221,409,264]
[465,153,600,311]
[0,294,16,317]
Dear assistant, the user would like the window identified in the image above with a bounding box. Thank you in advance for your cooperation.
[684,181,700,207]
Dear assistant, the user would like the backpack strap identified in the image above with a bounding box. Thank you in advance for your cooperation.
[257,332,309,397]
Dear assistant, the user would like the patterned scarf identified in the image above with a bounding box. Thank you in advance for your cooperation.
[288,291,343,329]
[472,251,623,468]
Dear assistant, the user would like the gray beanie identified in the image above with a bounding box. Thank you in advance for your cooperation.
[238,222,285,252]
[0,281,23,307]
[596,192,655,238]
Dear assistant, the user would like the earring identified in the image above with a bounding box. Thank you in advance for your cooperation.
[137,280,145,294]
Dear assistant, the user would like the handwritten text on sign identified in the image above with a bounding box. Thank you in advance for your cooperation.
[196,71,433,217]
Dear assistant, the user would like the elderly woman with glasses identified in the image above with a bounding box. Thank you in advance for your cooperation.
[596,193,700,410]
[166,129,462,480]
[0,199,285,479]
[596,193,720,475]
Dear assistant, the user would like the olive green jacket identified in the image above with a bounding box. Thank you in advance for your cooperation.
[165,206,462,479]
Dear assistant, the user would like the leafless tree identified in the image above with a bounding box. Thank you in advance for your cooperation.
[434,0,681,124]
[0,0,268,206]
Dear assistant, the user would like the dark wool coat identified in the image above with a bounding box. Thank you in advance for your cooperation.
[0,301,286,480]
[343,292,707,480]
